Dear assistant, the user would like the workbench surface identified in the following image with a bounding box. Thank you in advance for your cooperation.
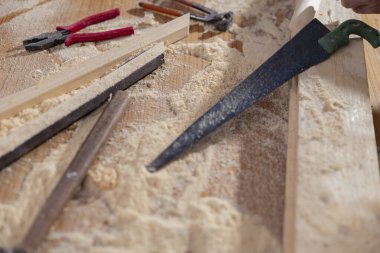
[1,0,378,252]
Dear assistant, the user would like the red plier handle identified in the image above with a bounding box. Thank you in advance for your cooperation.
[65,26,134,46]
[23,8,135,51]
[56,8,121,33]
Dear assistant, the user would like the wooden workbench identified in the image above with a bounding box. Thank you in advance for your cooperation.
[1,0,380,252]
[0,0,292,252]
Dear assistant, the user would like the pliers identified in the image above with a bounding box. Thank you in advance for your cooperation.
[139,0,233,32]
[23,8,134,51]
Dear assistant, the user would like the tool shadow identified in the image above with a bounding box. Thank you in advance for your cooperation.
[181,87,288,245]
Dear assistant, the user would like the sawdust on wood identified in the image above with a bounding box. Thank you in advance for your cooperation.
[0,0,293,252]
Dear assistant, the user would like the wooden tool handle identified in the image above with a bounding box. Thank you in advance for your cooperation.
[139,2,184,17]
[19,90,129,253]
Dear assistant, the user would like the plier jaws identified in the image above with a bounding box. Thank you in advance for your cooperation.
[23,30,70,51]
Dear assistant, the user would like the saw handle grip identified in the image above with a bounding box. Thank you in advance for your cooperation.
[318,19,380,54]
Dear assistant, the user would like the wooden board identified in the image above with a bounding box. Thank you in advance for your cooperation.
[284,1,380,252]
[362,14,380,145]
[0,0,293,252]
[0,14,189,120]
[0,43,165,169]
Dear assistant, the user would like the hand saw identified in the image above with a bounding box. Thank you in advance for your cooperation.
[147,19,380,172]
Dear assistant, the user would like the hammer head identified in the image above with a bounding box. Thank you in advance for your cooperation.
[210,11,234,32]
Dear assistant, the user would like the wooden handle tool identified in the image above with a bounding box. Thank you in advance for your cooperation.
[0,90,129,253]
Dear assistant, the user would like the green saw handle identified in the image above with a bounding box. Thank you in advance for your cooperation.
[318,19,380,54]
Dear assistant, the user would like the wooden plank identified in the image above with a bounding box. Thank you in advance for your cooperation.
[0,42,164,249]
[16,90,130,253]
[362,14,380,145]
[284,79,298,253]
[0,0,291,251]
[284,1,380,252]
[0,43,165,170]
[0,14,189,120]
[0,106,103,248]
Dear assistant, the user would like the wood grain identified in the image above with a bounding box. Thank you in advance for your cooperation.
[17,90,130,253]
[0,44,165,251]
[0,14,189,120]
[283,78,298,253]
[0,0,290,252]
[284,1,380,252]
[0,43,164,170]
[362,15,380,146]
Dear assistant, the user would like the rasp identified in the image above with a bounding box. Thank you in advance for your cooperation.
[147,19,380,172]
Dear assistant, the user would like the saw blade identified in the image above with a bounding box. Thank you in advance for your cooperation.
[148,18,331,171]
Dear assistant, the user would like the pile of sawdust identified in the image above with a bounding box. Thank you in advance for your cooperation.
[0,0,293,252]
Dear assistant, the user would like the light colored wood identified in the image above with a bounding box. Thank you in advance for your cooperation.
[0,0,291,252]
[362,15,380,145]
[283,78,298,253]
[289,0,320,35]
[284,1,380,253]
[0,42,165,248]
[19,90,130,253]
[0,106,103,247]
[0,14,189,120]
[0,43,164,169]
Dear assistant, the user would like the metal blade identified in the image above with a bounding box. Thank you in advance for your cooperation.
[147,18,331,171]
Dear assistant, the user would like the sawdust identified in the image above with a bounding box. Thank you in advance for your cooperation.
[0,0,293,252]
[0,88,81,137]
[88,162,119,190]
[0,43,164,165]
[289,3,380,250]
[0,0,39,20]
[0,0,60,98]
[0,141,70,246]
[0,7,168,138]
